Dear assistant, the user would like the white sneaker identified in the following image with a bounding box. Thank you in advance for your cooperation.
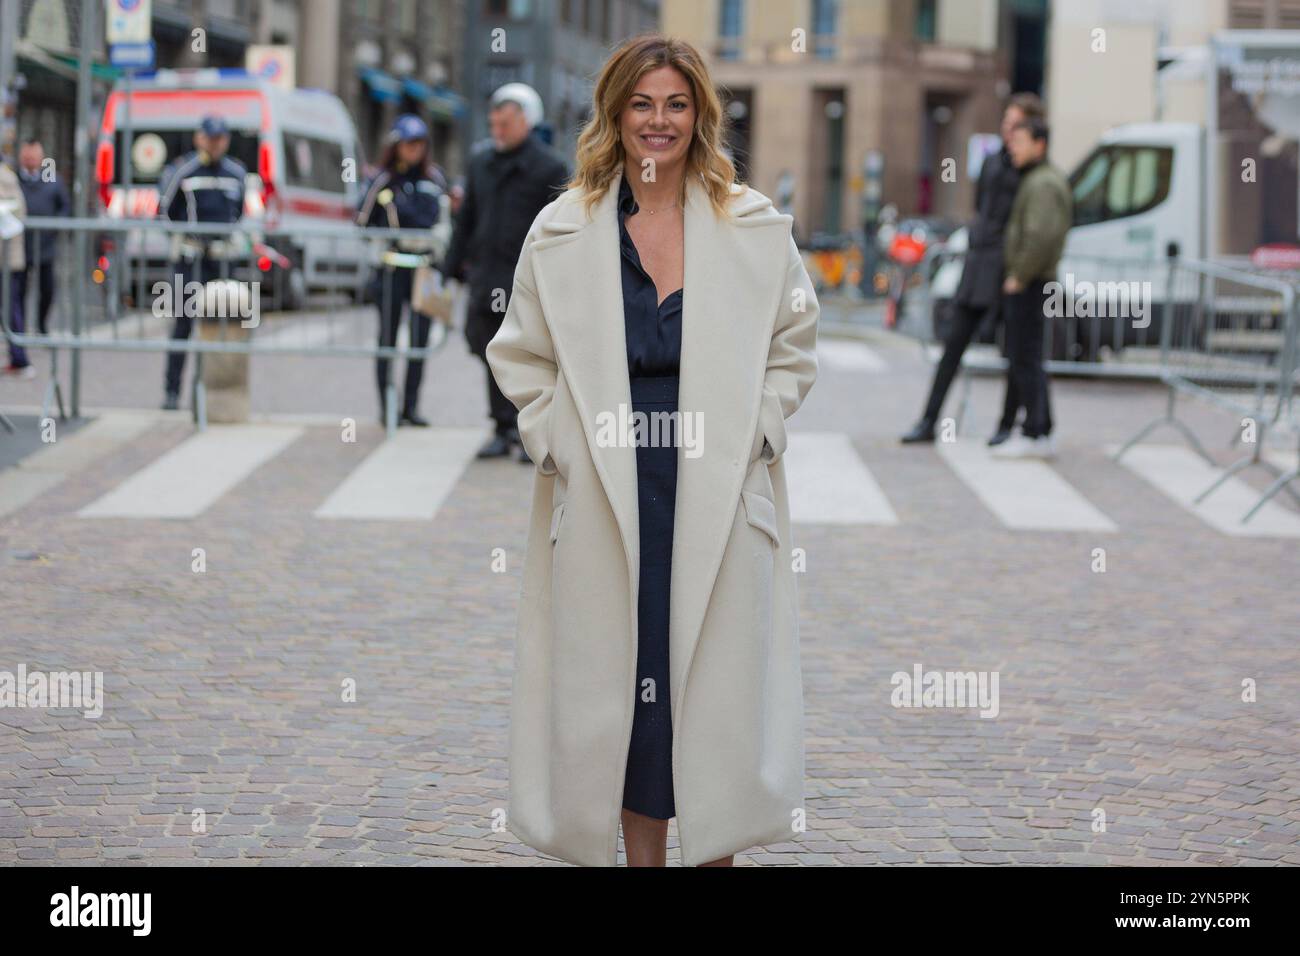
[992,433,1057,460]
[991,433,1038,459]
[5,364,36,380]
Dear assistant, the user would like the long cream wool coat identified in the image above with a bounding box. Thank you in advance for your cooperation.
[485,168,819,866]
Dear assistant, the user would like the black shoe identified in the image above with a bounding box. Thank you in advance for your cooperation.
[477,433,513,458]
[162,392,180,411]
[400,410,430,427]
[516,443,532,464]
[900,419,936,444]
[987,426,1014,447]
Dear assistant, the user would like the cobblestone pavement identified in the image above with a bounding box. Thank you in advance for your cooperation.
[2,303,1298,865]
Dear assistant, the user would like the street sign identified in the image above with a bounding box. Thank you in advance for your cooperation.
[109,41,155,69]
[105,0,152,45]
[246,45,295,91]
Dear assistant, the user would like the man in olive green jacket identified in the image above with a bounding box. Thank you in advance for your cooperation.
[995,117,1072,459]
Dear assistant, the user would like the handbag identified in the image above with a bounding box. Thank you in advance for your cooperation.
[412,263,456,326]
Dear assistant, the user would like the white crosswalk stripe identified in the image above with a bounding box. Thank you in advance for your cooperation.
[0,412,158,519]
[314,426,487,520]
[784,431,899,525]
[14,415,1298,537]
[937,439,1118,532]
[78,424,303,519]
[1111,444,1300,538]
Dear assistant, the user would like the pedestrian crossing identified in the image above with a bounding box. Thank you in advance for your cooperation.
[8,414,1300,538]
[937,440,1117,532]
[1110,443,1300,538]
[314,427,484,520]
[77,424,304,519]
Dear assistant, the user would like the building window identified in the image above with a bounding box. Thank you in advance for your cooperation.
[718,0,743,61]
[915,0,937,42]
[1229,0,1300,27]
[812,0,838,59]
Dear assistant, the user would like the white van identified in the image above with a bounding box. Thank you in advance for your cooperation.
[925,122,1202,358]
[95,68,371,309]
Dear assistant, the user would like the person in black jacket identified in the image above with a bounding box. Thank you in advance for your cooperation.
[357,114,447,427]
[441,83,569,460]
[157,116,247,410]
[16,139,70,336]
[901,93,1044,446]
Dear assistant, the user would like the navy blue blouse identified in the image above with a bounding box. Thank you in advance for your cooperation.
[618,175,683,378]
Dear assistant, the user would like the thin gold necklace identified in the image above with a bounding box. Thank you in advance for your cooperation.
[632,189,683,215]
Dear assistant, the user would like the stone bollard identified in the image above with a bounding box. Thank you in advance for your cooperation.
[196,279,256,424]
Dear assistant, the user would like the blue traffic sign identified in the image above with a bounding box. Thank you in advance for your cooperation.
[110,41,156,69]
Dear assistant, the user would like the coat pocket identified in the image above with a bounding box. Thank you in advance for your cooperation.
[549,500,566,544]
[741,490,780,547]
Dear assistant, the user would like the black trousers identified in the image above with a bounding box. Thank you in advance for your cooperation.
[483,358,517,435]
[25,260,56,335]
[1003,283,1054,439]
[467,305,518,435]
[922,300,1018,430]
[164,257,224,397]
[374,267,432,415]
[5,267,29,368]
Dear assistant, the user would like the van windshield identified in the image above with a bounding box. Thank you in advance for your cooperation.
[111,128,260,186]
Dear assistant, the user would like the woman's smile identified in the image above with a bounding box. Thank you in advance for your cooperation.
[640,132,677,150]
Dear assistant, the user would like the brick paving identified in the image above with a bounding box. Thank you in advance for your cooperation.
[1,303,1298,865]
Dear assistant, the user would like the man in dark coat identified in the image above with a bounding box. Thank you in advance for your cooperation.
[441,83,569,461]
[901,94,1044,445]
[17,139,70,336]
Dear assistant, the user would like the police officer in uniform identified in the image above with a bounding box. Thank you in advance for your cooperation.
[357,114,446,427]
[157,115,247,410]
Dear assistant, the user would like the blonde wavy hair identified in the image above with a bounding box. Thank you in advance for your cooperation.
[568,34,739,220]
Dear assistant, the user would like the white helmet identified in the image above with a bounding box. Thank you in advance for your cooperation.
[490,83,544,129]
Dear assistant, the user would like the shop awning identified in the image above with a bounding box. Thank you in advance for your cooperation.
[358,66,403,102]
[426,85,467,120]
[402,77,433,101]
[17,40,122,84]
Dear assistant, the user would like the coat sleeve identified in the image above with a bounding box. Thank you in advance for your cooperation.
[484,221,559,476]
[752,232,820,465]
[441,169,477,282]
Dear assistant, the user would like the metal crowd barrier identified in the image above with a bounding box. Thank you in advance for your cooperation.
[0,216,455,437]
[1113,256,1299,523]
[904,246,1300,523]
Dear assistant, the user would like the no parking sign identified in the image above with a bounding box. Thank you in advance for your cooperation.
[106,0,151,45]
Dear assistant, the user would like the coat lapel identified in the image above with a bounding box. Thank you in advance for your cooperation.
[530,167,789,725]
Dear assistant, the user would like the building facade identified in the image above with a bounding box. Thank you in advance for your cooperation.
[301,0,468,177]
[460,0,660,165]
[662,0,1017,238]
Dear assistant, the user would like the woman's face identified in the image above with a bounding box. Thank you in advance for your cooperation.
[619,65,695,178]
[397,139,427,167]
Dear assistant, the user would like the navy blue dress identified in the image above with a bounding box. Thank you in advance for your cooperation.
[618,174,683,821]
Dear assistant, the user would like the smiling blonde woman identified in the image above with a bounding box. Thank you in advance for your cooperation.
[486,34,820,868]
